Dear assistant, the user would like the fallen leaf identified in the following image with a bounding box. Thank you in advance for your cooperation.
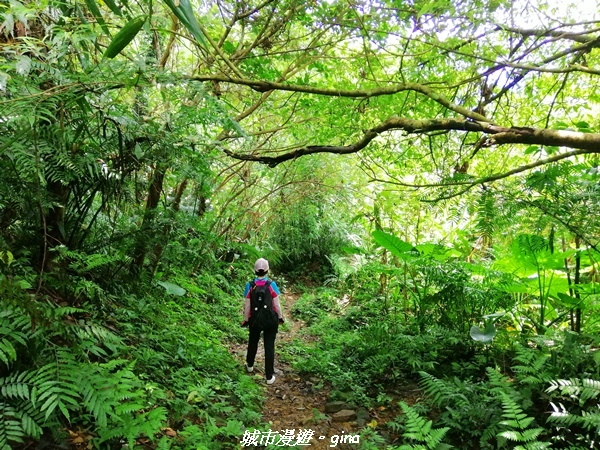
[163,427,177,437]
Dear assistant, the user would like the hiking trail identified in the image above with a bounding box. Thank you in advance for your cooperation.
[230,290,366,449]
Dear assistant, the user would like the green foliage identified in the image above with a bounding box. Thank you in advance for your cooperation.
[470,319,498,344]
[372,230,417,260]
[161,0,207,47]
[497,393,549,449]
[103,15,147,58]
[0,308,29,367]
[0,254,267,448]
[389,401,452,450]
[547,378,600,447]
[416,370,506,449]
[2,0,600,448]
[267,195,354,276]
[512,343,554,386]
[291,288,341,325]
[292,305,471,406]
[0,296,166,447]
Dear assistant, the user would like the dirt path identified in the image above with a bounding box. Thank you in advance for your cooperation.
[231,291,362,449]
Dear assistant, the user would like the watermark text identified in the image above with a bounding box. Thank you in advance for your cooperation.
[240,429,360,447]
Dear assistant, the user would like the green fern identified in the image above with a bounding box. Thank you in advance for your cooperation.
[0,295,166,446]
[497,393,550,449]
[33,351,82,421]
[547,378,600,439]
[418,371,470,408]
[547,378,600,405]
[390,401,453,450]
[512,343,554,385]
[0,403,25,450]
[14,399,44,439]
[0,308,31,367]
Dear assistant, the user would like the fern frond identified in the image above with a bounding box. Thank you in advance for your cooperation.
[512,344,553,384]
[0,369,35,401]
[0,402,25,449]
[0,308,32,367]
[419,371,458,407]
[14,399,44,439]
[32,350,81,421]
[547,378,600,405]
[398,401,452,449]
[419,371,469,408]
[548,399,600,434]
[499,393,531,430]
[480,422,503,448]
[579,408,600,430]
[486,367,520,399]
[497,393,548,447]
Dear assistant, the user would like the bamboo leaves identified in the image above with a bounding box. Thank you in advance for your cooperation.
[101,0,124,17]
[161,0,207,47]
[103,15,146,58]
[85,0,111,36]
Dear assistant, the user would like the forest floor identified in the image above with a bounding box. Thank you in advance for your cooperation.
[230,291,387,450]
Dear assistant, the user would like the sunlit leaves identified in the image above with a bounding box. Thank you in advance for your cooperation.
[372,230,417,260]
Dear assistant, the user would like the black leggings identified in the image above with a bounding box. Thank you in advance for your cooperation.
[246,326,278,379]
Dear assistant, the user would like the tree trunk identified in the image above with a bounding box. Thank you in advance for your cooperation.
[573,237,582,333]
[130,165,166,275]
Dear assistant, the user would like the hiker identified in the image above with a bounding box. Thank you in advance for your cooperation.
[242,258,284,384]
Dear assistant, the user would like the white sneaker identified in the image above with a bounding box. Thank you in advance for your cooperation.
[266,375,276,385]
[246,365,254,373]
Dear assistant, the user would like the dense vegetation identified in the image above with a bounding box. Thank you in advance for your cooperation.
[1,0,599,448]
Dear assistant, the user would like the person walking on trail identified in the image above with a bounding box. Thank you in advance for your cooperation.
[242,258,284,385]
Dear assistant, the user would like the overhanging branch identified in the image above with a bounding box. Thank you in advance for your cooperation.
[223,117,600,167]
[189,76,489,122]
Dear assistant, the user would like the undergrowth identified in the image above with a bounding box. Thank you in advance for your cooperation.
[289,286,600,449]
[0,252,265,449]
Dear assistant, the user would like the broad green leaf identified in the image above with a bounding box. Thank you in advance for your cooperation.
[101,0,123,17]
[0,250,13,266]
[415,243,461,260]
[157,281,186,296]
[470,322,496,343]
[372,230,417,260]
[553,121,569,129]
